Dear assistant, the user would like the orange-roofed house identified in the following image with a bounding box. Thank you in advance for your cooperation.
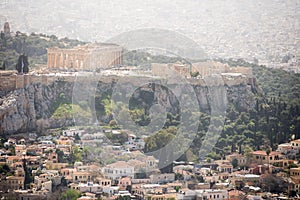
[47,152,58,163]
[250,151,282,165]
[5,176,25,191]
[72,171,92,183]
[228,190,246,200]
[6,156,21,166]
[226,153,247,167]
[291,177,300,194]
[118,176,131,190]
[45,161,68,170]
[290,167,300,177]
[15,145,26,156]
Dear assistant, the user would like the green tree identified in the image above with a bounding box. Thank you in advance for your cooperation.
[9,146,15,155]
[0,164,10,174]
[16,54,29,73]
[260,174,288,193]
[175,173,183,181]
[190,71,199,77]
[231,158,238,169]
[56,149,66,163]
[60,189,81,200]
[23,157,33,189]
[116,196,131,200]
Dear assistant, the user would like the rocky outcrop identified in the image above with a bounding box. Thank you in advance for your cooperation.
[0,77,257,135]
[0,81,74,134]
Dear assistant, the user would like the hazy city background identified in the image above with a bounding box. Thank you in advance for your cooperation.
[0,0,299,72]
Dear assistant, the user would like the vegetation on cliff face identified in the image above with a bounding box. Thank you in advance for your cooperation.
[52,104,92,120]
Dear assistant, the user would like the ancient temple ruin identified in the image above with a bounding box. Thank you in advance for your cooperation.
[47,43,123,70]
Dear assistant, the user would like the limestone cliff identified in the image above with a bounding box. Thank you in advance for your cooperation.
[0,78,257,135]
[0,81,74,134]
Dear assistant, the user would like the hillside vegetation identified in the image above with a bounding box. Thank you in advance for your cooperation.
[0,32,85,70]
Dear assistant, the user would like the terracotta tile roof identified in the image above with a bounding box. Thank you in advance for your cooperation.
[7,156,21,160]
[251,151,281,156]
[127,159,145,167]
[106,161,133,168]
[229,190,245,197]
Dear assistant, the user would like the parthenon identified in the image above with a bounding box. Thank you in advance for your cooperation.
[47,43,123,70]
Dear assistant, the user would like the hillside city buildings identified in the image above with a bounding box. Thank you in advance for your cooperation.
[0,128,299,199]
[0,22,299,200]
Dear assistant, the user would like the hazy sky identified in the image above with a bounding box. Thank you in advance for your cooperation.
[0,0,299,60]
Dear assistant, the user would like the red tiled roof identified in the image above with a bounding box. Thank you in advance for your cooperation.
[107,161,133,168]
[251,151,281,156]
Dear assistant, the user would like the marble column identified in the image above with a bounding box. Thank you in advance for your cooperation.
[97,52,101,68]
[54,53,57,68]
[47,53,51,67]
[70,54,74,68]
[65,54,68,68]
[118,51,121,65]
[60,53,63,68]
[51,53,54,68]
[114,52,117,65]
[50,53,53,67]
[62,53,66,68]
[57,54,60,68]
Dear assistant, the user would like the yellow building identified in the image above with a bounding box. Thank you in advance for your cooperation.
[226,153,247,167]
[290,169,300,194]
[45,161,68,170]
[250,151,282,165]
[5,176,25,190]
[72,171,92,183]
[290,167,300,177]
